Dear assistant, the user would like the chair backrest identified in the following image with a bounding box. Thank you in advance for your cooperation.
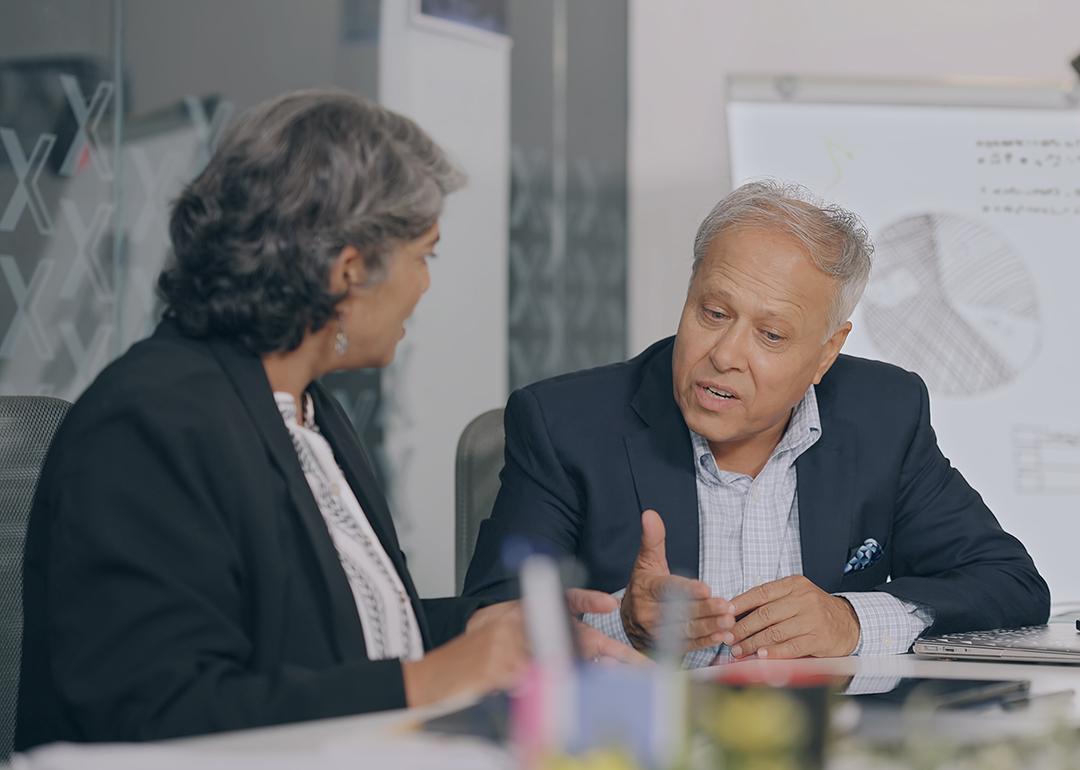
[0,396,71,759]
[454,408,505,594]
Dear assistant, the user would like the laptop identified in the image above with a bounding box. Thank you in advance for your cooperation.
[913,621,1080,664]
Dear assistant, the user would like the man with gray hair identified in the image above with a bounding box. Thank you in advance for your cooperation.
[465,181,1049,661]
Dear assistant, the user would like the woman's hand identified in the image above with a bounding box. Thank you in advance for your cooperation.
[402,609,528,707]
[465,600,518,633]
[465,591,649,668]
[566,589,650,665]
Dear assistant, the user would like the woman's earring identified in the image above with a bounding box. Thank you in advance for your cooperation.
[334,319,348,356]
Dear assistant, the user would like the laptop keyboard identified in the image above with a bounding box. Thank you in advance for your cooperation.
[923,625,1080,652]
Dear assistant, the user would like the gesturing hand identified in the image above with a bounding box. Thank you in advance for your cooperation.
[619,509,736,652]
[727,575,860,660]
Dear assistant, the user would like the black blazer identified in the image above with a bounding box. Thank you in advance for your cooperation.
[15,321,477,748]
[464,337,1050,636]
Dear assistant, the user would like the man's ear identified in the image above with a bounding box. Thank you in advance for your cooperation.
[327,245,368,293]
[813,320,852,384]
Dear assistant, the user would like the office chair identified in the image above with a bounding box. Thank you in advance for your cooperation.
[454,408,504,593]
[0,396,71,759]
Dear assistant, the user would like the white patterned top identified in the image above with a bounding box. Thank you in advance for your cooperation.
[275,392,423,662]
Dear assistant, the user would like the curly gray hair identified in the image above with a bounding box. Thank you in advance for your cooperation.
[159,88,465,354]
[692,180,874,331]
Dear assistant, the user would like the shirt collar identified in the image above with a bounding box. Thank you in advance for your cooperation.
[690,384,822,482]
[775,384,822,458]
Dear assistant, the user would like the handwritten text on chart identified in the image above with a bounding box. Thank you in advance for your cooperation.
[976,138,1080,217]
[977,154,1080,167]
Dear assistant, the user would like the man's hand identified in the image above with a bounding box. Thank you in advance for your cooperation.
[727,575,860,659]
[620,509,736,652]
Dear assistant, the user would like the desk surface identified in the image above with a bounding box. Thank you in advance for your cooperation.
[13,654,1080,769]
[185,653,1080,752]
[695,653,1080,716]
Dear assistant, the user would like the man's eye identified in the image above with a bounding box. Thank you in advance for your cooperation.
[706,309,728,320]
[762,330,784,343]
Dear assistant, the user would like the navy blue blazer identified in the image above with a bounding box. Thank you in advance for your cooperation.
[464,337,1050,637]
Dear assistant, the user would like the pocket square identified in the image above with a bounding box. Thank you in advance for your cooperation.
[843,538,883,575]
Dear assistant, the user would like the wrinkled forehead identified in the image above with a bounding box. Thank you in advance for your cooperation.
[691,226,839,325]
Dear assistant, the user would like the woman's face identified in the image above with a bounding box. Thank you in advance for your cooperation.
[337,223,440,369]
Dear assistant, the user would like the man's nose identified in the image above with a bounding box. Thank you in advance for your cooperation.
[708,324,749,373]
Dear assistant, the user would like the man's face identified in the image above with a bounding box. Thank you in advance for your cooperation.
[672,226,850,458]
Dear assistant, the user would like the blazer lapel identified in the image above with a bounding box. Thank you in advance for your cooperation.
[623,342,700,579]
[795,405,856,593]
[309,384,434,648]
[207,338,368,661]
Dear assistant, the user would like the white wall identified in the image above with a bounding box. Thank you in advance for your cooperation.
[378,5,510,597]
[628,0,1080,353]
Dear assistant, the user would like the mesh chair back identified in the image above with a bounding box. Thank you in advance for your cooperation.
[454,408,505,593]
[0,396,70,759]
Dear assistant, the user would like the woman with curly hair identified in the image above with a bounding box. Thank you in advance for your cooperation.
[15,89,634,749]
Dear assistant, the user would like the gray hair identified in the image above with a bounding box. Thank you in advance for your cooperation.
[691,180,873,331]
[160,88,465,354]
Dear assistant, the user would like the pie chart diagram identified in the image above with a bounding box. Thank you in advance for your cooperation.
[860,213,1040,396]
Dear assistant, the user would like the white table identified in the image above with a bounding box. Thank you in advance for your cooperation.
[8,695,515,770]
[695,653,1080,718]
[11,655,1080,769]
